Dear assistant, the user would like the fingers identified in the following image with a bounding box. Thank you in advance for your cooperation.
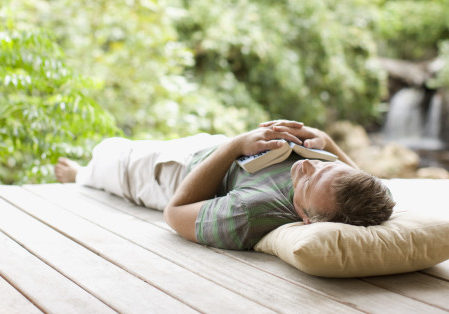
[279,131,302,145]
[240,126,306,156]
[271,125,301,135]
[259,121,276,127]
[274,125,316,139]
[266,125,325,149]
[259,120,304,129]
[243,138,284,156]
[270,126,306,144]
[303,138,325,150]
[263,128,302,145]
[275,121,304,128]
[260,140,285,151]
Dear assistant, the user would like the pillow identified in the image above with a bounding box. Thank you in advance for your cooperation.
[254,212,449,278]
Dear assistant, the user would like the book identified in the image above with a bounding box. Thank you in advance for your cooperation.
[236,140,338,173]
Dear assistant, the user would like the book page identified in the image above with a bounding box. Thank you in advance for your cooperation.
[290,143,337,161]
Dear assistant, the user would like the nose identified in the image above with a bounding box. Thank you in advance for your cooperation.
[302,159,316,175]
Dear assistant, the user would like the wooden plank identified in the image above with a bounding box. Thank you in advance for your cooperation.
[219,250,447,314]
[424,260,449,281]
[81,182,449,285]
[76,184,449,281]
[363,273,449,311]
[71,183,449,313]
[0,231,112,314]
[74,184,166,228]
[0,186,272,313]
[0,276,42,314]
[0,196,195,313]
[25,184,362,313]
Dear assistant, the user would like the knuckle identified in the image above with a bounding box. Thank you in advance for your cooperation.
[263,129,272,137]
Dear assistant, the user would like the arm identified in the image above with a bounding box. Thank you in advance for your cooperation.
[322,134,358,169]
[259,120,358,169]
[164,128,301,242]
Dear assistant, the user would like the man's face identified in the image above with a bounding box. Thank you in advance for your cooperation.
[291,159,356,224]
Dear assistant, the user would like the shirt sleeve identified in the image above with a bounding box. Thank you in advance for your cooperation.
[195,182,301,250]
[195,190,251,250]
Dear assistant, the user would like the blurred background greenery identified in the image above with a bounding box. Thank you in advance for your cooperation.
[1,0,449,184]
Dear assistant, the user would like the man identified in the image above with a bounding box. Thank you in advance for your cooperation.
[55,120,395,250]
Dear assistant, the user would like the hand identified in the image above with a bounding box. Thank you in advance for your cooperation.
[259,120,304,129]
[234,127,302,156]
[259,119,328,150]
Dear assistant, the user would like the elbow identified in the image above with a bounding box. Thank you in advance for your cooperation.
[163,204,184,235]
[163,202,201,243]
[163,205,174,229]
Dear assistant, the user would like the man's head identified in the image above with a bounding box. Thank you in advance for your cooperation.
[291,159,394,226]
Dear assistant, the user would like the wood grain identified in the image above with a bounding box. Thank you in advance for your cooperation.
[0,193,195,313]
[1,185,272,313]
[0,276,42,314]
[0,231,113,314]
[25,184,361,313]
[71,183,449,313]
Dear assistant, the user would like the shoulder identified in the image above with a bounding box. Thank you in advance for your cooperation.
[196,183,298,250]
[195,193,249,249]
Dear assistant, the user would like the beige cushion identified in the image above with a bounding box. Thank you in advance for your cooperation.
[254,212,449,278]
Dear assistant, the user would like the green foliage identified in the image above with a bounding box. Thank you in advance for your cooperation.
[373,1,449,92]
[5,0,449,184]
[11,0,388,135]
[0,24,120,184]
[428,40,449,89]
[12,0,268,139]
[374,0,449,60]
[174,0,386,126]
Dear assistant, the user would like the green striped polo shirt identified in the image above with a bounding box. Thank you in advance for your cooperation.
[188,147,302,250]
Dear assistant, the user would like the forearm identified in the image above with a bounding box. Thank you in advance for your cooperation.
[164,139,241,241]
[164,127,299,241]
[167,139,241,207]
[324,134,358,169]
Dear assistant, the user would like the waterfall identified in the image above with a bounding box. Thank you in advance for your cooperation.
[424,93,442,139]
[383,88,424,141]
[383,88,444,150]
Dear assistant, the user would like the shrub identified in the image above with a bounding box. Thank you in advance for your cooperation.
[0,24,120,184]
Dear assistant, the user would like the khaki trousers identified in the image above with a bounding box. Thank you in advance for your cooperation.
[76,134,228,210]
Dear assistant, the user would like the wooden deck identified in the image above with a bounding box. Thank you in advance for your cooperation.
[0,183,448,313]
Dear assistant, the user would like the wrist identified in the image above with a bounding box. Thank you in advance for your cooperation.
[322,132,335,152]
[226,135,246,158]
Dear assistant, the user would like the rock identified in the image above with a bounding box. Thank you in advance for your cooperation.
[376,57,432,87]
[327,121,421,178]
[355,143,420,178]
[326,121,370,153]
[417,167,449,179]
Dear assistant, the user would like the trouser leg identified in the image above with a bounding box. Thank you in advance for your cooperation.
[75,137,133,199]
[126,133,229,210]
[76,134,229,210]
